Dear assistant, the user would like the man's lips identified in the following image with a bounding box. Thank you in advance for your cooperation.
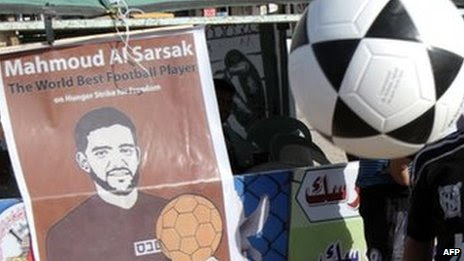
[107,168,131,177]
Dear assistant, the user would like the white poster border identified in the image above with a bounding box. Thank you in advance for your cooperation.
[0,25,241,261]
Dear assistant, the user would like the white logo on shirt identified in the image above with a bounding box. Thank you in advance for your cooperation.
[133,238,161,256]
[439,182,462,219]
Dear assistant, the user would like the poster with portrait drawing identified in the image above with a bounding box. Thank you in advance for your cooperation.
[0,26,239,261]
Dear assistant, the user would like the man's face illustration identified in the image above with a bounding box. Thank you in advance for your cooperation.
[77,124,140,195]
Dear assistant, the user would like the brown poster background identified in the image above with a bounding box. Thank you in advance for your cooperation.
[0,27,231,260]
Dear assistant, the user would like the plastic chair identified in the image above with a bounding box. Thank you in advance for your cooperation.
[246,116,312,154]
[270,134,331,167]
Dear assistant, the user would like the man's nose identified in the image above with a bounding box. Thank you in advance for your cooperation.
[109,152,128,168]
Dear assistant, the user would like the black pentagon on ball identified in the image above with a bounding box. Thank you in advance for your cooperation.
[428,46,464,100]
[290,9,309,52]
[312,39,360,92]
[332,98,380,138]
[387,106,435,144]
[365,0,421,43]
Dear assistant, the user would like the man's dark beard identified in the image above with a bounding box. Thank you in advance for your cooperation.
[89,168,140,196]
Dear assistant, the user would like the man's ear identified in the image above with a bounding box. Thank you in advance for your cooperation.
[76,152,91,173]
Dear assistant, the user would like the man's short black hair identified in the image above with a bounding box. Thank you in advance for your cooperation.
[75,107,137,152]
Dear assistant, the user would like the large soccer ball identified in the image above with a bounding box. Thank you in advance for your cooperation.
[289,0,464,158]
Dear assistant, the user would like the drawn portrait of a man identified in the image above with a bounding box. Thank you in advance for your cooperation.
[46,107,168,261]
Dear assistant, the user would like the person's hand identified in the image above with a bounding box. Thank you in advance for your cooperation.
[389,157,411,186]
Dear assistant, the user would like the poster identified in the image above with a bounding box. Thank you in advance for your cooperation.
[0,26,238,261]
[289,163,367,261]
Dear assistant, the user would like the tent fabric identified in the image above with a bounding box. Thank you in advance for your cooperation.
[0,1,107,16]
[0,0,308,17]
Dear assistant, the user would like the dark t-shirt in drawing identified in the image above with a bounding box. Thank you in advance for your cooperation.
[47,192,168,261]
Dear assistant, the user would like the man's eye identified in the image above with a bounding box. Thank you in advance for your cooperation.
[120,147,134,156]
[94,150,108,158]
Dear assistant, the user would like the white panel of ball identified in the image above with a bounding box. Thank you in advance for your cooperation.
[308,0,390,44]
[402,0,464,57]
[333,135,423,158]
[289,45,338,135]
[340,39,435,132]
[430,65,464,141]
